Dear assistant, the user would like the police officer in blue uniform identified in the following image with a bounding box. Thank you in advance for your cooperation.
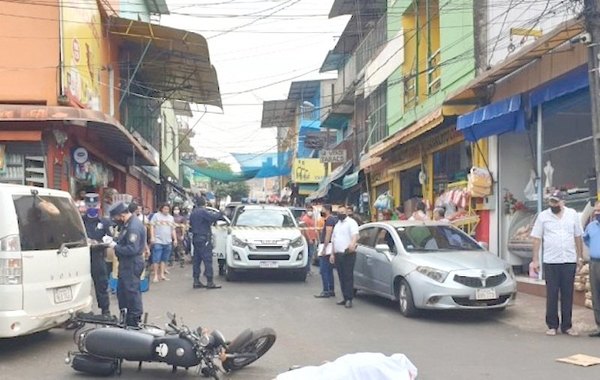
[82,193,112,317]
[106,202,146,326]
[189,196,224,289]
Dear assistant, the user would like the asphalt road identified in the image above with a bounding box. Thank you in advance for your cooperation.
[1,264,600,380]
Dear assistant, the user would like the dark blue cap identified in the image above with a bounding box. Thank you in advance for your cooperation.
[109,202,129,217]
[84,193,99,207]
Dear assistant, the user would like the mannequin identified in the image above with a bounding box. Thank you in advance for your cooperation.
[544,160,554,190]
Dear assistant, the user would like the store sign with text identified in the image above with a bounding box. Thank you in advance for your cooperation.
[319,149,347,163]
[292,159,325,183]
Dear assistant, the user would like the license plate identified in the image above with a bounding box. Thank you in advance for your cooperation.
[54,286,73,304]
[475,288,497,300]
[259,261,279,268]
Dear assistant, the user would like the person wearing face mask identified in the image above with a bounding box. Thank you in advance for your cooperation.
[172,205,188,268]
[103,202,146,327]
[81,193,113,318]
[330,205,359,308]
[301,205,318,276]
[530,190,584,336]
[583,201,600,337]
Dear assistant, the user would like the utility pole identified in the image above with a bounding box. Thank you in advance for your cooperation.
[583,0,600,200]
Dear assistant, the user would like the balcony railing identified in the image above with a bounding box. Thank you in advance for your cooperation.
[427,48,441,95]
[355,15,388,76]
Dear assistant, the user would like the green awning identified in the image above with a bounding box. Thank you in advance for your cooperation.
[181,161,258,182]
[342,172,359,189]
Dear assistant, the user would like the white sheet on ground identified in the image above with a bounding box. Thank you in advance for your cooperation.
[275,352,418,380]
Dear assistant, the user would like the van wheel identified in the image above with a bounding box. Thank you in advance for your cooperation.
[398,279,418,318]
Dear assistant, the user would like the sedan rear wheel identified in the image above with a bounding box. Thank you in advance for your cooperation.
[398,279,418,318]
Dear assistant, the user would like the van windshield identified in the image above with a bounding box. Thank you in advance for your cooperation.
[13,195,86,251]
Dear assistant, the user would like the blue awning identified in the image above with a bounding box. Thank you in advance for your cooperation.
[456,94,526,142]
[530,65,589,107]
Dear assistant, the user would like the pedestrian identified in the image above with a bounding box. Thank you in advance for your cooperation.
[172,205,188,268]
[105,202,146,327]
[433,207,449,223]
[314,204,337,298]
[149,203,177,283]
[301,205,318,276]
[189,196,225,289]
[409,201,429,221]
[530,190,584,336]
[81,193,112,318]
[331,205,359,308]
[583,200,600,337]
[347,206,363,226]
[391,205,408,221]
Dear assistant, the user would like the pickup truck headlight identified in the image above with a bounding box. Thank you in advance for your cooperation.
[290,237,304,248]
[231,236,248,248]
[416,266,449,283]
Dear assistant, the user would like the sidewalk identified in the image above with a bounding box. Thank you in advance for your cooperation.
[499,292,597,334]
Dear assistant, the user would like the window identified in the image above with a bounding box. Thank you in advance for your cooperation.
[395,225,481,252]
[358,227,378,247]
[375,228,397,254]
[13,195,86,251]
[233,209,296,228]
[367,81,388,145]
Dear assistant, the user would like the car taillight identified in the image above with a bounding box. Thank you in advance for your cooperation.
[0,235,20,252]
[0,235,22,285]
[0,258,22,285]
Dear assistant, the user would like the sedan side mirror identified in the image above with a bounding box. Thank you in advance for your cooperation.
[375,244,391,254]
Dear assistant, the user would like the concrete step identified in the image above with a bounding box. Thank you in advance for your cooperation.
[517,275,587,307]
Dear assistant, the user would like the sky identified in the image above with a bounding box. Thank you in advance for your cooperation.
[161,0,349,169]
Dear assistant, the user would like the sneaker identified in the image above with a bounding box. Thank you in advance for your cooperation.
[545,328,557,336]
[564,329,579,336]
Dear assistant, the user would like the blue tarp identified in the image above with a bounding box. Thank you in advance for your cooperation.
[456,94,526,142]
[232,151,292,178]
[530,65,589,107]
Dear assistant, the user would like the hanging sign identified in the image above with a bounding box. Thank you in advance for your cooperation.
[319,149,347,163]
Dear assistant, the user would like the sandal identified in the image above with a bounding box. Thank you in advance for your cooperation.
[545,328,557,336]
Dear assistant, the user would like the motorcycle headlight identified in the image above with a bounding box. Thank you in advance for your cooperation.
[232,236,247,248]
[416,266,449,283]
[290,236,304,248]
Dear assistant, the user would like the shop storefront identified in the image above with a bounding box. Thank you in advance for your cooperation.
[456,66,594,266]
[0,105,156,209]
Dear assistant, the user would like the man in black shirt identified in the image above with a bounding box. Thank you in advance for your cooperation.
[314,204,338,298]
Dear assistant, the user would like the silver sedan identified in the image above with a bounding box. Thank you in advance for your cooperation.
[354,221,517,317]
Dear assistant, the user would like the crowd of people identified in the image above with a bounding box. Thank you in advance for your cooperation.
[76,193,227,326]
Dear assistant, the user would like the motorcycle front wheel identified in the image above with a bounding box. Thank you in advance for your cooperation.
[222,328,276,372]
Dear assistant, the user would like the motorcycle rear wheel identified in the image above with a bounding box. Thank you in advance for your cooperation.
[222,328,276,372]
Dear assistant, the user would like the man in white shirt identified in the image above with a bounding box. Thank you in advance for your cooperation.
[530,190,584,336]
[331,205,359,308]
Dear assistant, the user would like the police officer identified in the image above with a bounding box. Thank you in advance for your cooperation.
[82,194,112,317]
[105,202,146,327]
[189,196,224,289]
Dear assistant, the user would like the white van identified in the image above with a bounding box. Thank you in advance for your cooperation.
[0,184,92,338]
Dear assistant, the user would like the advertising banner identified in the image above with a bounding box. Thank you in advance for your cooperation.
[61,0,103,110]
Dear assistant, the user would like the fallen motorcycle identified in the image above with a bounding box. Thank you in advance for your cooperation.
[65,310,276,379]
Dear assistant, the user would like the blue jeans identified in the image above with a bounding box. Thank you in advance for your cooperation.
[319,255,334,294]
[151,243,172,264]
[306,243,316,273]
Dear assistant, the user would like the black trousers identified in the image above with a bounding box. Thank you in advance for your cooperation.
[335,252,356,301]
[543,263,576,332]
[193,237,214,282]
[590,260,600,327]
[90,248,109,313]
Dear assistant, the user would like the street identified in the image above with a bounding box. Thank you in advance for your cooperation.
[1,264,599,380]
